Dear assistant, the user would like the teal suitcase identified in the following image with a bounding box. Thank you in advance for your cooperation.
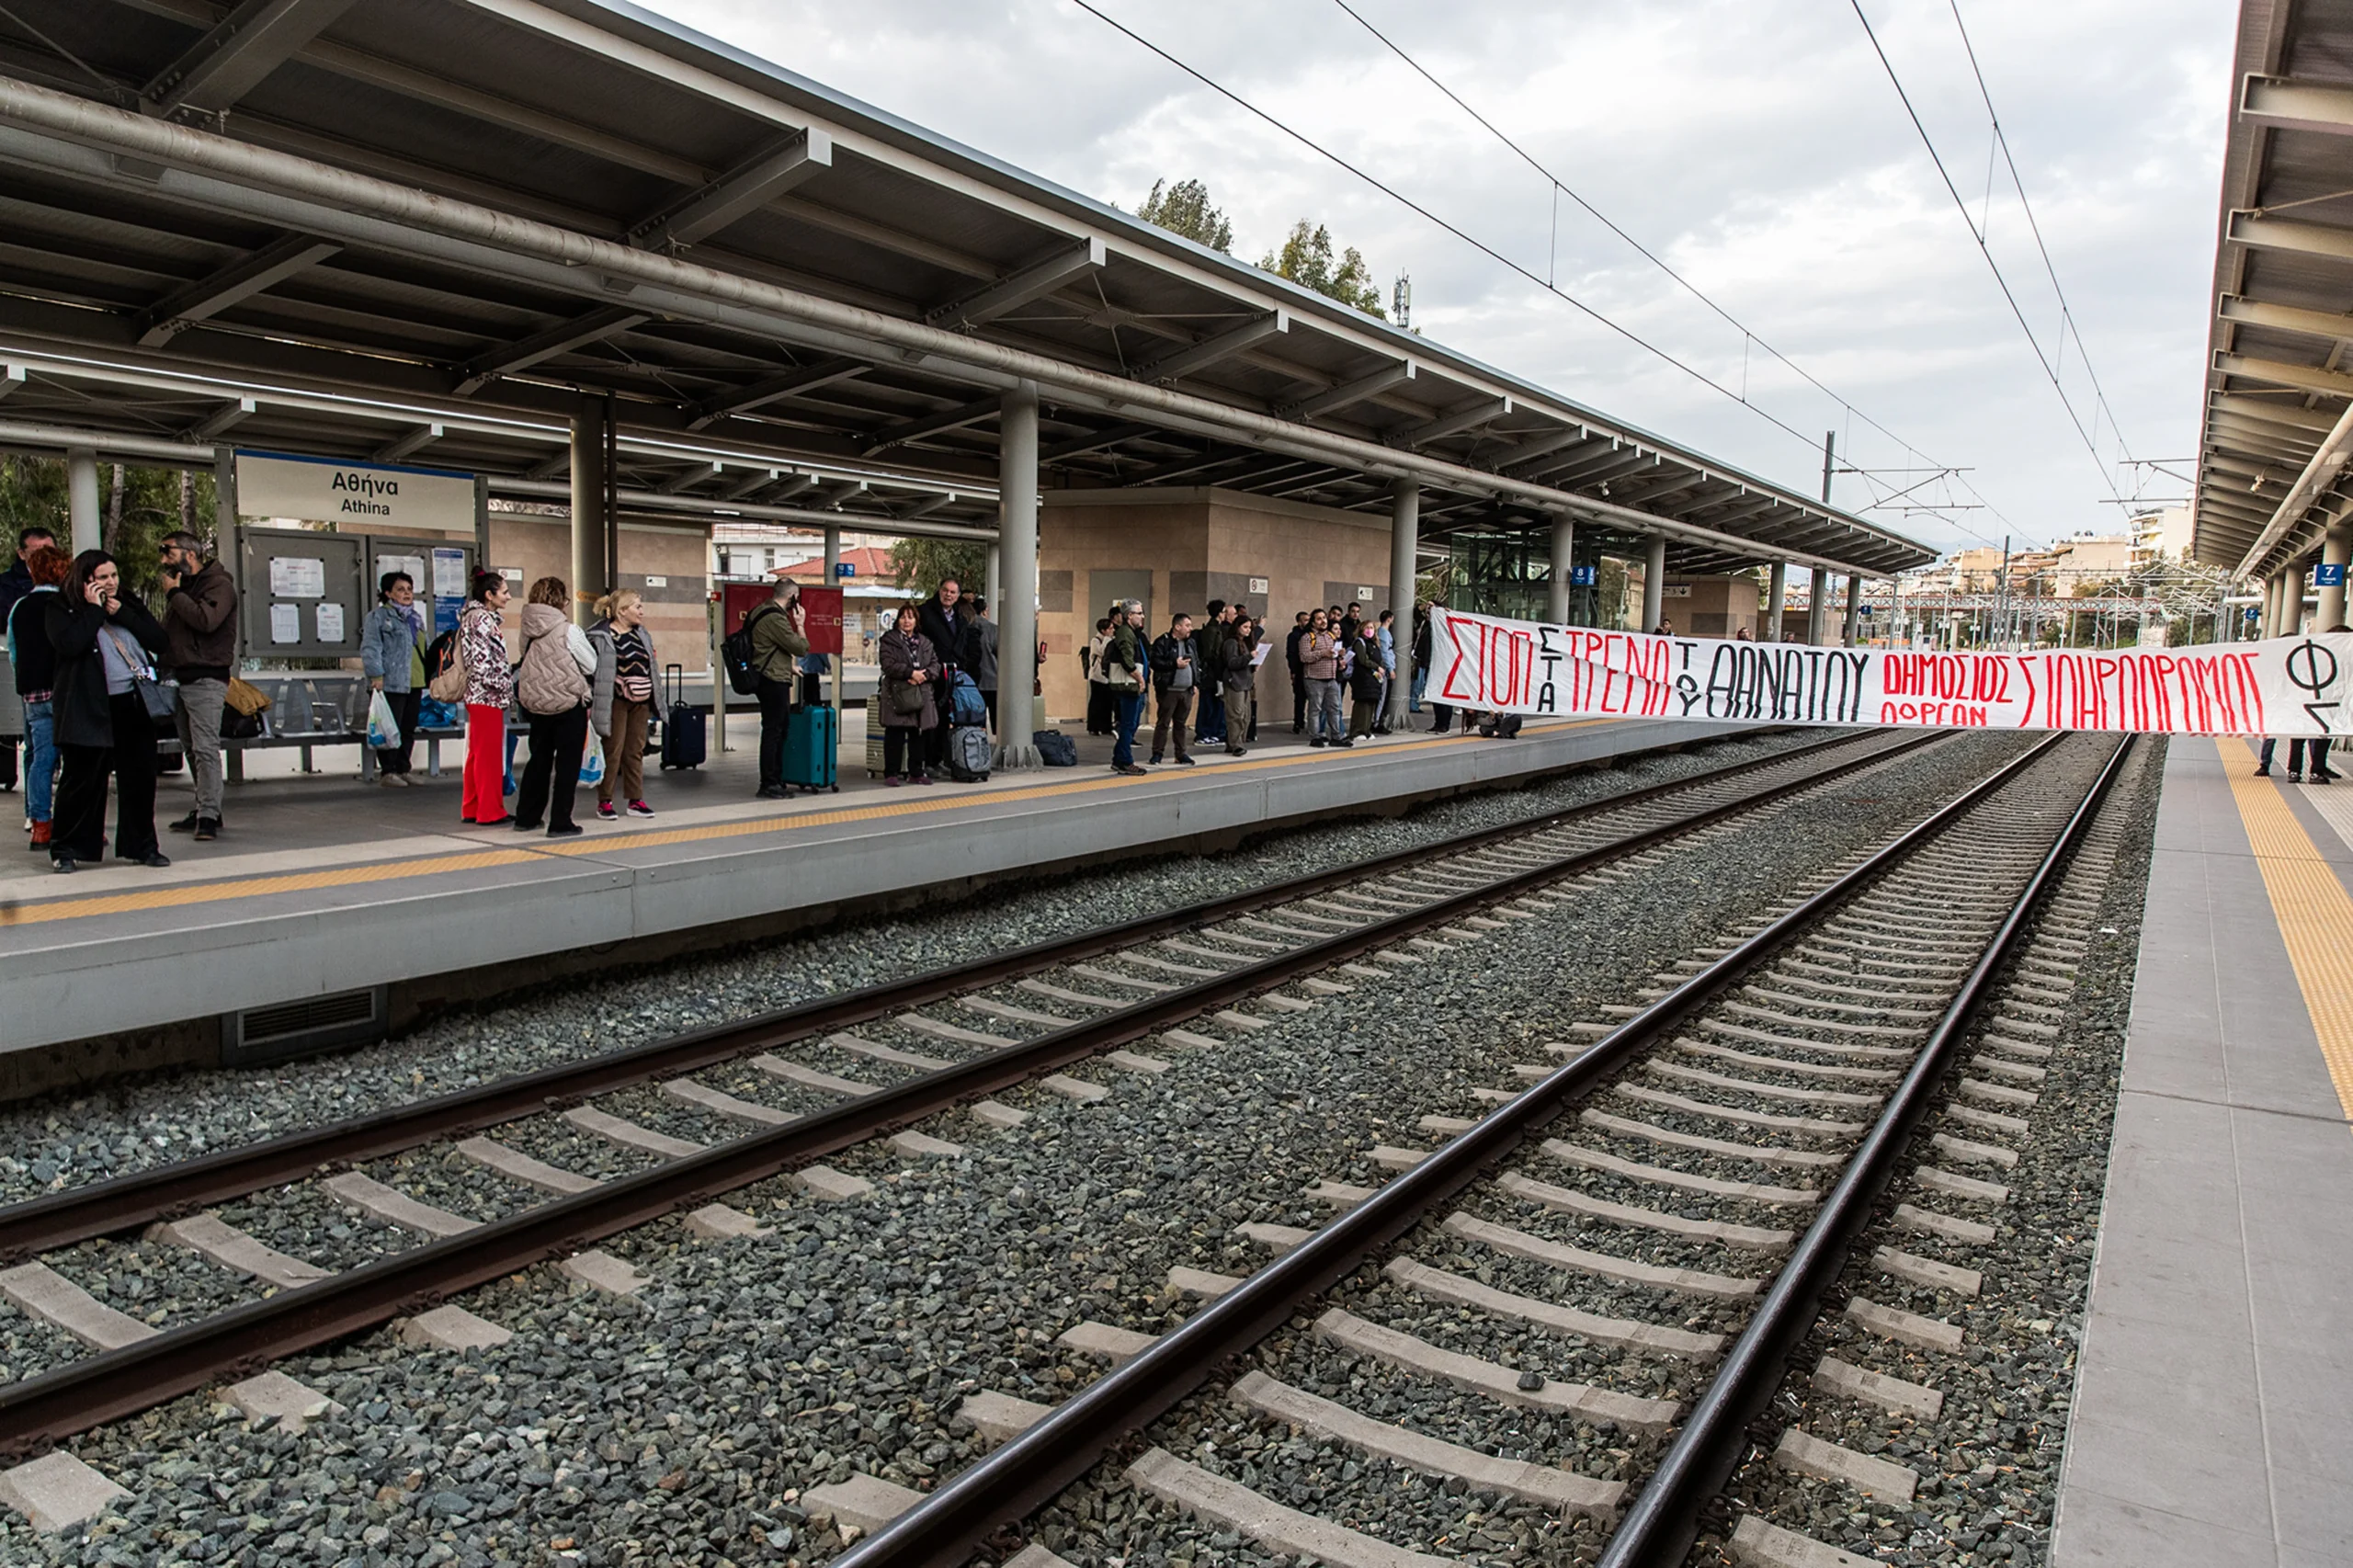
[784,703,839,793]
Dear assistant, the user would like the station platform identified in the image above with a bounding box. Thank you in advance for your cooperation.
[2057,737,2353,1567]
[0,710,1762,1089]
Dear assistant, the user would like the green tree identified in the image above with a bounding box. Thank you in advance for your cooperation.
[1260,221,1386,318]
[1136,177,1233,253]
[0,456,216,607]
[886,536,989,600]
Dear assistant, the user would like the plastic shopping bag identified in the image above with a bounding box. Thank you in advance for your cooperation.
[366,689,401,750]
[579,728,606,786]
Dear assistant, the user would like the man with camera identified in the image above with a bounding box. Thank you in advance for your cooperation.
[158,530,238,842]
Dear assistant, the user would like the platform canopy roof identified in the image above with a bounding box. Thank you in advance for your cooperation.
[0,0,1933,577]
[2193,0,2353,580]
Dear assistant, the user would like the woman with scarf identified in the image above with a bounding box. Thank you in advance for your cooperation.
[360,569,430,786]
[459,570,513,825]
[46,549,171,873]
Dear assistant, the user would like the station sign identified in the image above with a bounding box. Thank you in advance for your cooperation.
[1570,565,1597,586]
[835,562,856,578]
[2317,562,2347,588]
[235,449,475,532]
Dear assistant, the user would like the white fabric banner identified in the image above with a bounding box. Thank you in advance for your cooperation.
[1426,607,2353,737]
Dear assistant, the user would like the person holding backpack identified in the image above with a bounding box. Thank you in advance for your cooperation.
[361,570,429,786]
[745,586,808,800]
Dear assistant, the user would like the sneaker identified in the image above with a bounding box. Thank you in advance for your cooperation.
[2289,771,2303,783]
[1176,756,1197,767]
[2255,763,2271,777]
[1335,738,1355,748]
[193,818,219,842]
[884,775,903,787]
[379,775,402,788]
[756,786,788,800]
[51,855,74,874]
[914,773,934,785]
[1309,738,1326,748]
[628,800,654,817]
[1116,763,1149,777]
[2313,773,2335,785]
[597,801,618,820]
[548,823,584,837]
[121,850,170,868]
[1148,755,1163,765]
[1228,746,1247,757]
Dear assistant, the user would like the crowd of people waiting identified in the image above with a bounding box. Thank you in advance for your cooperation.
[1,537,1552,864]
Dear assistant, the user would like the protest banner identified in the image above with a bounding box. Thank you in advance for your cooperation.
[1426,607,2353,736]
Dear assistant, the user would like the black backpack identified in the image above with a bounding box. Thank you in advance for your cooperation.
[721,603,778,696]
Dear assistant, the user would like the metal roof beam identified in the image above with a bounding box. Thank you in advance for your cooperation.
[2211,392,2340,433]
[1041,420,1156,462]
[631,128,833,250]
[1124,446,1245,486]
[894,494,955,521]
[2219,292,2353,347]
[1393,395,1511,448]
[721,466,783,500]
[926,238,1105,330]
[2229,211,2353,267]
[454,304,648,395]
[659,460,722,494]
[811,477,867,507]
[144,0,357,119]
[189,396,255,438]
[1279,360,1414,422]
[1132,312,1287,383]
[862,394,998,456]
[369,421,440,464]
[2214,350,2353,402]
[2239,73,2353,135]
[135,233,341,347]
[687,356,865,430]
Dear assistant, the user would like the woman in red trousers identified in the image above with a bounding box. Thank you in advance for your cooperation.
[459,570,514,825]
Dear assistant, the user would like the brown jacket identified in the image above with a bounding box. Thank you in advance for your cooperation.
[514,602,591,716]
[162,558,239,676]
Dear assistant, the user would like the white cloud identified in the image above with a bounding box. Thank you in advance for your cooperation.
[644,0,2232,555]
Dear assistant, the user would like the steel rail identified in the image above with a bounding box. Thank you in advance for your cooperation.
[0,727,1934,1451]
[1596,732,2135,1568]
[0,728,1893,1264]
[828,732,2079,1568]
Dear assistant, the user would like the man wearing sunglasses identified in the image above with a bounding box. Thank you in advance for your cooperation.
[158,530,239,842]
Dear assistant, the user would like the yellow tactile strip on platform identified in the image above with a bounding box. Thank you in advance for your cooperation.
[0,722,1593,929]
[2223,736,2353,1119]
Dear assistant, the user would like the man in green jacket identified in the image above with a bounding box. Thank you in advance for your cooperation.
[748,585,809,799]
[1103,600,1149,776]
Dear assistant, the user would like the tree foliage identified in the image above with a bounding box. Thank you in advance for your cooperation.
[1136,177,1233,253]
[886,536,990,601]
[1260,222,1385,318]
[0,455,215,607]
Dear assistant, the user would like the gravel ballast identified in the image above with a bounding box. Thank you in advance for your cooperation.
[0,732,2074,1567]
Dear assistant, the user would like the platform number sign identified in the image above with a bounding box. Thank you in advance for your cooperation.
[835,562,856,578]
[2317,562,2347,588]
[1570,565,1597,585]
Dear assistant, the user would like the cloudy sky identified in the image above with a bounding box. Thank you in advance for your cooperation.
[645,0,2233,558]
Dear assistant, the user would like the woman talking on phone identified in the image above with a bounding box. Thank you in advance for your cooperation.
[45,549,171,873]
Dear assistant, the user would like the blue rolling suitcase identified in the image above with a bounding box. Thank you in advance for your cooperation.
[658,664,706,770]
[783,703,839,793]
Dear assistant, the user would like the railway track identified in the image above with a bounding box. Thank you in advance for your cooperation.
[0,725,1936,1453]
[801,731,2133,1568]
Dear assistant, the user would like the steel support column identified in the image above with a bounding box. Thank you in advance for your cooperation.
[824,524,843,710]
[568,396,609,626]
[1389,478,1419,729]
[2322,526,2353,631]
[995,381,1040,768]
[66,447,99,552]
[1547,511,1574,625]
[1843,573,1864,646]
[1767,562,1786,642]
[1643,535,1666,632]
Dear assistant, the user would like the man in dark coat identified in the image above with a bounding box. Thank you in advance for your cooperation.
[915,575,972,772]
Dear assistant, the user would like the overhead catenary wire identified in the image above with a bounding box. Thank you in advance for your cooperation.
[1847,0,2129,505]
[1067,3,1938,504]
[1324,0,2025,550]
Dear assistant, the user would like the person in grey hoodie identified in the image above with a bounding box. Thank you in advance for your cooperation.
[511,576,595,836]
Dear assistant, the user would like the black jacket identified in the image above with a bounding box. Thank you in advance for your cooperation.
[0,562,33,631]
[1349,636,1387,701]
[1148,631,1199,693]
[915,597,972,678]
[47,592,168,749]
[1284,624,1310,673]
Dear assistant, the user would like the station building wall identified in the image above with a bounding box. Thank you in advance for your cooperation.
[1662,574,1761,639]
[1038,487,1397,724]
